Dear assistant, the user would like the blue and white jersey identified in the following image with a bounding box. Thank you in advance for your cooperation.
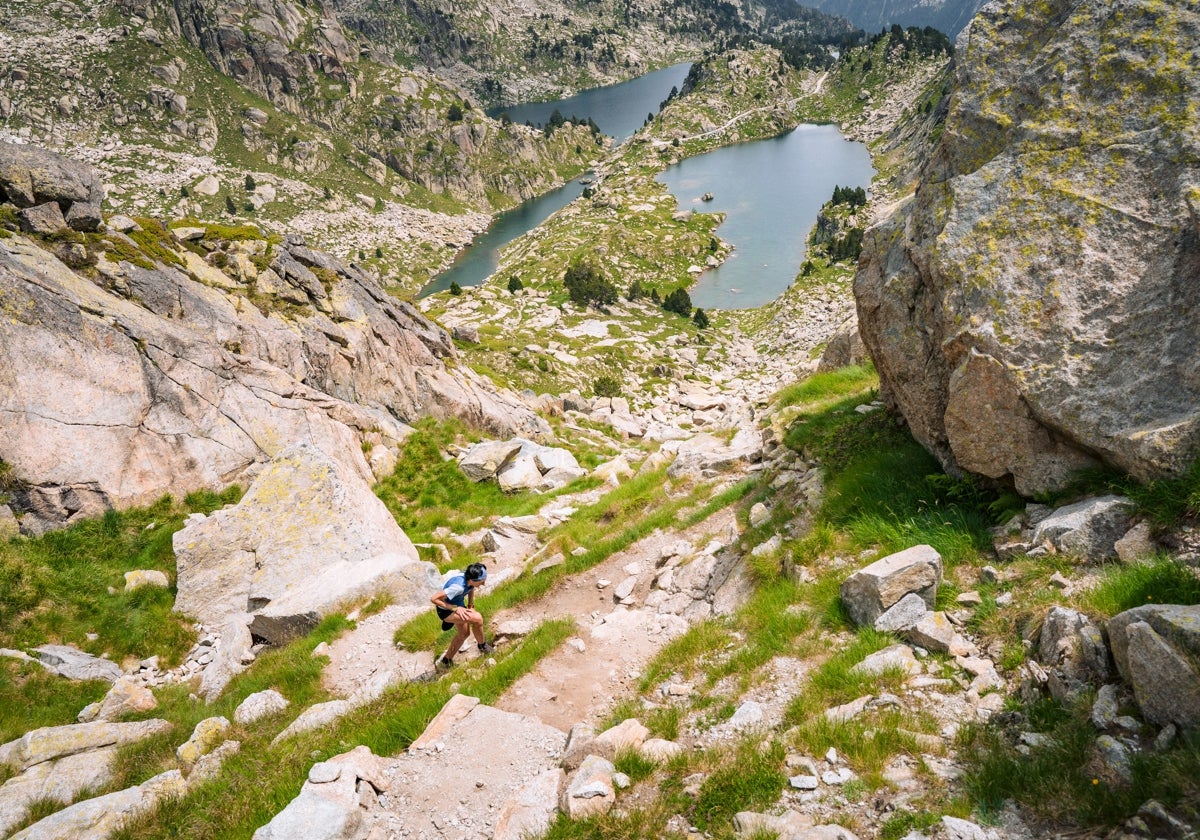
[442,574,469,607]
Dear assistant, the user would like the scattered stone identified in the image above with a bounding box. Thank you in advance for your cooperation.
[1107,605,1200,728]
[234,690,290,726]
[728,700,765,730]
[841,545,943,628]
[941,816,987,840]
[1049,572,1072,590]
[873,592,929,632]
[789,774,819,790]
[825,695,872,723]
[749,502,769,528]
[1031,496,1135,561]
[956,590,983,606]
[17,201,67,235]
[640,738,683,761]
[33,645,123,683]
[851,644,921,678]
[176,716,230,777]
[1093,734,1133,783]
[906,612,971,656]
[1090,684,1120,729]
[561,755,615,819]
[193,174,220,195]
[591,719,650,760]
[1114,522,1156,563]
[123,569,170,591]
[82,675,157,722]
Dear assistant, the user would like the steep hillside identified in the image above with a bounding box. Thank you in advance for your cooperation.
[855,0,1200,495]
[0,143,552,536]
[801,0,984,39]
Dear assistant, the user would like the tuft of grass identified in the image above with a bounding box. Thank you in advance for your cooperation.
[784,628,902,725]
[773,363,876,410]
[614,748,658,783]
[375,418,556,543]
[1080,557,1200,618]
[692,738,786,831]
[961,710,1200,827]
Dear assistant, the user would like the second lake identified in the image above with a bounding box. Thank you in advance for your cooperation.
[656,123,874,310]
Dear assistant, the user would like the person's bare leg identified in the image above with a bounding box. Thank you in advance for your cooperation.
[443,624,471,661]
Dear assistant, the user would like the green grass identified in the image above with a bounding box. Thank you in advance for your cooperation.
[773,364,877,410]
[375,418,559,543]
[1079,557,1200,617]
[0,662,109,744]
[692,738,786,831]
[396,472,756,651]
[783,628,904,726]
[0,488,242,742]
[961,709,1200,827]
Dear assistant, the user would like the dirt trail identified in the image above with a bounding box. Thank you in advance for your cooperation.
[492,506,739,730]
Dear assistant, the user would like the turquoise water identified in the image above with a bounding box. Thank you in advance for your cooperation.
[487,63,693,143]
[656,124,874,310]
[420,65,692,296]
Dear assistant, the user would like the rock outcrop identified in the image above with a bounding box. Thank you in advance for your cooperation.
[174,444,439,644]
[0,145,552,534]
[855,0,1200,495]
[0,141,104,231]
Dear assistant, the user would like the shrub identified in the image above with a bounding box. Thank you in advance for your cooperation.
[627,279,645,300]
[563,259,617,308]
[593,375,622,398]
[224,195,237,214]
[507,276,524,293]
[663,287,692,318]
[448,281,463,296]
[447,103,464,122]
[693,308,709,329]
[244,174,256,191]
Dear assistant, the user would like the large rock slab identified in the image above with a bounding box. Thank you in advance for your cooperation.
[1107,604,1200,727]
[253,746,390,840]
[32,645,123,683]
[840,545,942,628]
[173,444,439,643]
[0,141,104,231]
[0,192,551,533]
[0,746,119,836]
[854,0,1200,495]
[10,768,185,840]
[0,719,172,772]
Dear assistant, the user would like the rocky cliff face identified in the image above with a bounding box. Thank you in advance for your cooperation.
[0,144,550,535]
[855,0,1200,495]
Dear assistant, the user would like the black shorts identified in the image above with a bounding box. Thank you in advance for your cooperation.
[437,607,455,631]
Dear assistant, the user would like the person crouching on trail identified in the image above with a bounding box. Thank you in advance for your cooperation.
[432,562,494,670]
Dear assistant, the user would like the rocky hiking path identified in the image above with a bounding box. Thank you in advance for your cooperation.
[492,505,742,729]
